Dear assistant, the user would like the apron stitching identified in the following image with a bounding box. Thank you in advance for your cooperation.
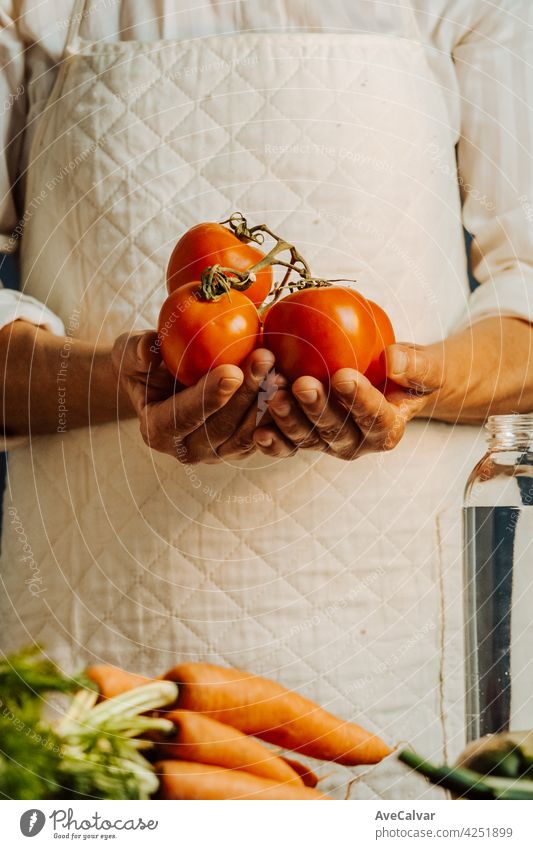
[120,448,436,677]
[144,481,411,719]
[201,568,349,671]
[74,32,428,54]
[31,45,451,317]
[24,58,77,212]
[40,128,174,305]
[81,42,441,164]
[293,463,439,616]
[15,17,466,798]
[135,52,280,210]
[436,512,450,768]
[55,67,249,258]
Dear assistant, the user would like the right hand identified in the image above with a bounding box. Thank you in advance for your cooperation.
[111,331,277,464]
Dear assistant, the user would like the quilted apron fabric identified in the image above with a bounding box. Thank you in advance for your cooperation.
[1,1,487,797]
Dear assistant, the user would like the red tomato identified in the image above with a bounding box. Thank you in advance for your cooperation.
[364,300,396,387]
[158,282,260,386]
[263,287,376,384]
[166,223,272,307]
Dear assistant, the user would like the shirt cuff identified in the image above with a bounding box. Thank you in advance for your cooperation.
[0,288,65,452]
[452,274,533,332]
[0,288,66,336]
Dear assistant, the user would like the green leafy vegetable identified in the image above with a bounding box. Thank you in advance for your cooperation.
[0,646,177,800]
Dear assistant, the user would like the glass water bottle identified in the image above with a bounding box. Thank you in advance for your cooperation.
[464,414,533,742]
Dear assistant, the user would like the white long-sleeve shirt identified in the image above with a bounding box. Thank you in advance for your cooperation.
[1,0,533,335]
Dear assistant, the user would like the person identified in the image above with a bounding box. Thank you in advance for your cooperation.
[1,0,532,799]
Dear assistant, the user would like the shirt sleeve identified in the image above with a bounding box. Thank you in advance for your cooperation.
[1,5,67,450]
[0,283,65,451]
[0,285,66,336]
[452,0,533,330]
[0,2,27,254]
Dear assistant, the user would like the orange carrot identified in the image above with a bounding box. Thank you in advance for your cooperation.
[281,756,319,788]
[156,760,330,800]
[85,664,152,699]
[164,663,390,765]
[154,709,303,785]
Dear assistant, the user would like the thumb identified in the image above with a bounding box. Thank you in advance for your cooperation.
[113,330,162,379]
[134,330,162,374]
[112,331,163,417]
[384,343,445,393]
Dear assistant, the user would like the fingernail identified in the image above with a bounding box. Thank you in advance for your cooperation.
[252,360,272,380]
[256,435,273,447]
[390,350,409,376]
[335,380,356,395]
[272,401,291,417]
[294,389,318,404]
[219,377,241,392]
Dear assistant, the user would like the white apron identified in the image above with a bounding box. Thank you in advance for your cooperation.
[2,0,486,798]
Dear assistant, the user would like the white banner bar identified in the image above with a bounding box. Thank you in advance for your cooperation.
[3,799,533,849]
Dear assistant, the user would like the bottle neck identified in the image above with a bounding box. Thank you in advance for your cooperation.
[487,414,533,451]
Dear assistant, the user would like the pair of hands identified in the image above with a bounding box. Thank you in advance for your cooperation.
[111,331,446,464]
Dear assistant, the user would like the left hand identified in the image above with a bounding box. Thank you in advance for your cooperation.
[112,331,281,463]
[253,343,446,460]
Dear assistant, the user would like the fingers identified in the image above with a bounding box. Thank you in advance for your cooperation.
[140,365,243,454]
[223,349,276,420]
[113,331,162,377]
[253,425,298,458]
[331,369,405,453]
[125,335,440,462]
[135,331,163,373]
[266,389,327,451]
[291,377,360,454]
[385,343,445,393]
[216,403,259,459]
[183,349,275,462]
[256,362,436,463]
[112,331,164,415]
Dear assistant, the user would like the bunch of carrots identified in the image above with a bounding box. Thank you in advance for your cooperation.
[86,662,392,800]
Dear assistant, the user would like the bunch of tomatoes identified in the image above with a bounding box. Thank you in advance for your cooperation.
[158,214,395,388]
